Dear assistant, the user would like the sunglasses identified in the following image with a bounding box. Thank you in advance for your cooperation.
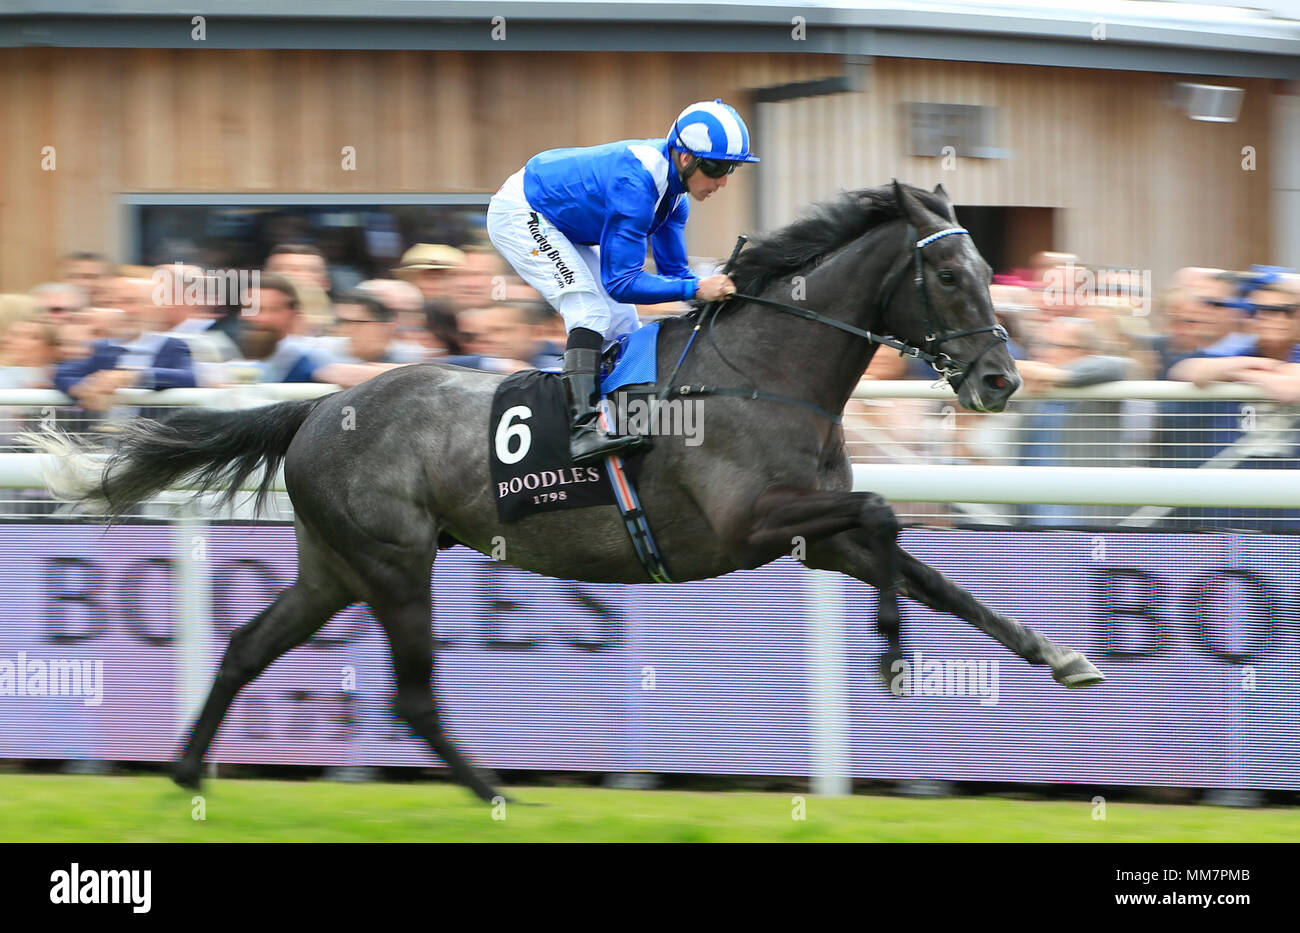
[696,158,738,179]
[1253,303,1300,316]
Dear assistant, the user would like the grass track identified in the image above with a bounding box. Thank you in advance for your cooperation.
[1,775,1297,842]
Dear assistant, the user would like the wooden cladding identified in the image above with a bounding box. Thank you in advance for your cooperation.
[0,48,1274,292]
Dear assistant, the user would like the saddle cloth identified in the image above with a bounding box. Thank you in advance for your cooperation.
[487,323,660,522]
[489,372,662,523]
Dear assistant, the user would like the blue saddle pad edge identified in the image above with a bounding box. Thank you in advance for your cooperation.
[600,321,660,395]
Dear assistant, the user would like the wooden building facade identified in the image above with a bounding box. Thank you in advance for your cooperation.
[0,45,1287,292]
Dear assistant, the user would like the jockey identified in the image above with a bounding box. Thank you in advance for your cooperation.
[487,99,759,464]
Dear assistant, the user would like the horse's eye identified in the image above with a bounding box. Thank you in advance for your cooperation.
[938,269,956,286]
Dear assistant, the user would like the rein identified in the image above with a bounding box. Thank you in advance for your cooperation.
[660,224,1009,422]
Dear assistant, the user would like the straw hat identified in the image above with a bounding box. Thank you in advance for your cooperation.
[392,244,466,277]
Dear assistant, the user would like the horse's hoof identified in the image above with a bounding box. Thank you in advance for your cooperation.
[171,762,202,791]
[1051,652,1105,688]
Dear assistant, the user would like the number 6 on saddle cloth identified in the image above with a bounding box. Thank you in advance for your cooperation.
[486,323,672,582]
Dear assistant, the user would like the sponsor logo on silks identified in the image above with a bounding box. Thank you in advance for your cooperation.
[526,213,577,287]
[0,652,103,707]
[889,650,1000,707]
[49,864,151,914]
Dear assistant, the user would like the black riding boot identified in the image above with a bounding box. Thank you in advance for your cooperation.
[563,346,652,465]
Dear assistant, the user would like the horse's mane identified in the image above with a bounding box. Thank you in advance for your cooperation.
[728,183,954,296]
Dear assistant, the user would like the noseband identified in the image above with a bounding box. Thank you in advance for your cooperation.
[661,223,1010,421]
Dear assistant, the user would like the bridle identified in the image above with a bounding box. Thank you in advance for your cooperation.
[660,223,1011,422]
[881,226,1009,383]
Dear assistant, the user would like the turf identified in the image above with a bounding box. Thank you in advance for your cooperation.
[1,775,1296,842]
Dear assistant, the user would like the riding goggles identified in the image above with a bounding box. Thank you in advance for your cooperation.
[695,158,738,179]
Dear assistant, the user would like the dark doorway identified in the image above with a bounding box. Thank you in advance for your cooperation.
[953,206,1055,277]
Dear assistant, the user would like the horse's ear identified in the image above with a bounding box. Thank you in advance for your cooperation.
[932,183,959,222]
[893,180,945,235]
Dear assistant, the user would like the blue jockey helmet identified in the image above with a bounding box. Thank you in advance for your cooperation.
[668,99,761,163]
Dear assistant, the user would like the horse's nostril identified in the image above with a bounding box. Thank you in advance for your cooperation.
[985,374,1010,390]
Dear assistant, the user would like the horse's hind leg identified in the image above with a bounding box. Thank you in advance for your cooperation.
[369,582,504,804]
[173,580,351,789]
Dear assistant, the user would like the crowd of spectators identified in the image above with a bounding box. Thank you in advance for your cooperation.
[0,242,591,431]
[1,239,1296,529]
[843,252,1300,528]
[0,239,610,513]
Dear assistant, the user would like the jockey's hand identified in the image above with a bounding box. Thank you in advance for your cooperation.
[695,275,737,302]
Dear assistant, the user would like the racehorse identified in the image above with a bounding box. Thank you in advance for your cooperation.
[30,181,1103,803]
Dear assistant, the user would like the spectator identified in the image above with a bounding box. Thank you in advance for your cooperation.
[312,292,423,388]
[1016,316,1134,526]
[456,307,490,355]
[0,293,40,346]
[1149,275,1252,475]
[0,314,58,459]
[988,284,1033,360]
[221,274,329,384]
[1166,279,1300,530]
[449,246,504,312]
[59,251,114,306]
[1152,287,1224,379]
[1029,251,1080,286]
[393,243,465,305]
[29,282,88,323]
[0,316,57,388]
[54,321,96,362]
[153,265,240,377]
[441,302,563,373]
[265,243,331,295]
[502,272,546,305]
[54,278,197,412]
[1169,280,1300,399]
[424,299,464,356]
[479,301,563,369]
[265,244,333,335]
[355,278,435,360]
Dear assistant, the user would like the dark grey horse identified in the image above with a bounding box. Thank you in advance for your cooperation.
[31,182,1102,803]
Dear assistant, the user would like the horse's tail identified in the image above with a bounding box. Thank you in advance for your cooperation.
[23,396,330,521]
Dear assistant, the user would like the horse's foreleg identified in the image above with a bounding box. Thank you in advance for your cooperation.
[804,528,906,683]
[173,582,349,789]
[896,548,1104,687]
